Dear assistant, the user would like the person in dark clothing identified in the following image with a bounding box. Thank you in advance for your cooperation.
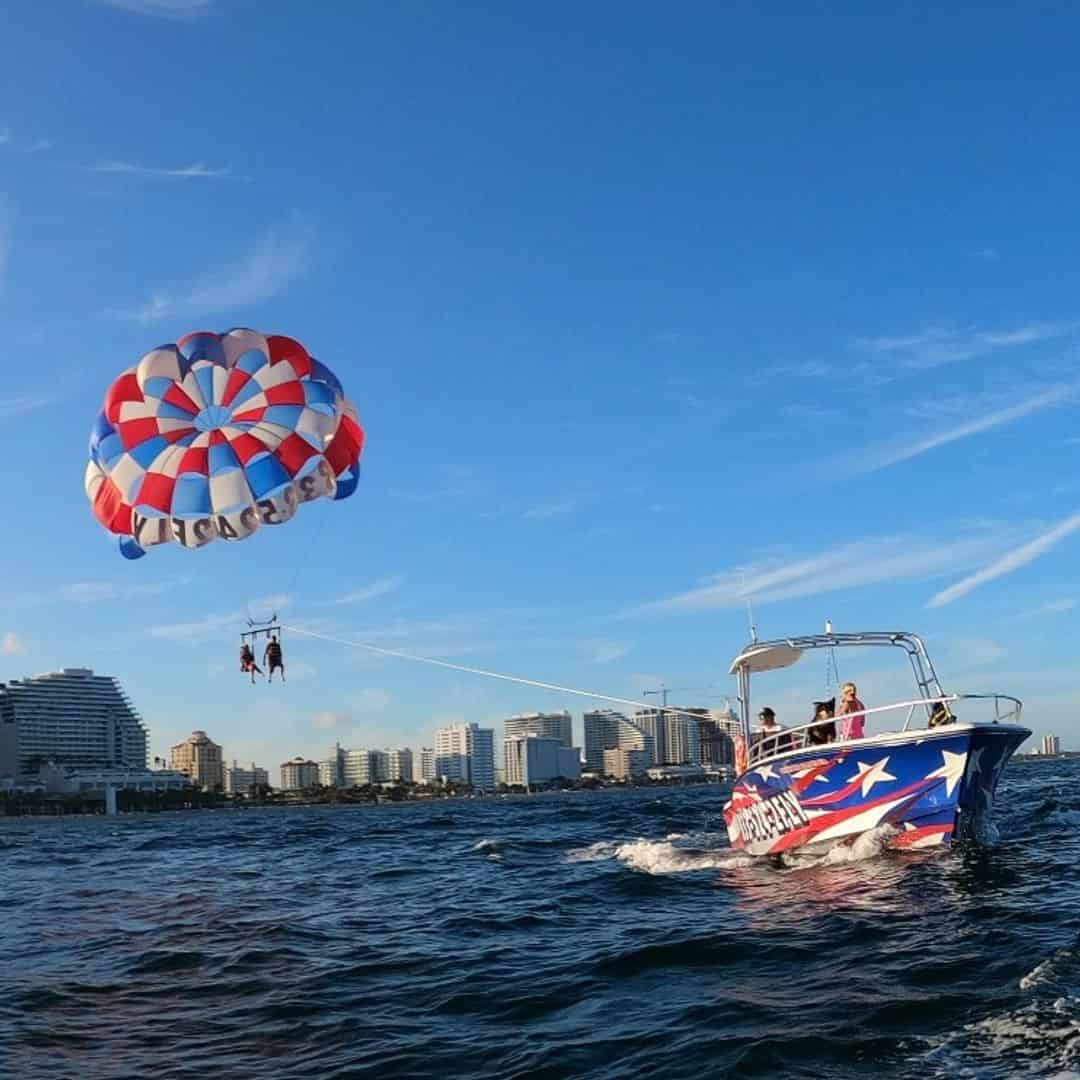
[928,701,956,727]
[263,635,285,683]
[240,643,263,684]
[807,698,836,745]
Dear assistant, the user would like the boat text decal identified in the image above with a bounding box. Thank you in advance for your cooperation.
[734,790,809,845]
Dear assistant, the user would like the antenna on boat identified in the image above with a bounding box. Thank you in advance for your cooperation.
[740,570,757,642]
[824,617,840,689]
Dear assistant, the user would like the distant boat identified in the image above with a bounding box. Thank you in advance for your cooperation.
[722,631,1030,856]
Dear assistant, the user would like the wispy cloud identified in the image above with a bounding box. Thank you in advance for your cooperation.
[330,606,556,661]
[106,218,314,323]
[148,611,242,643]
[1,632,26,655]
[772,360,834,379]
[854,319,1079,370]
[57,577,193,605]
[1013,597,1079,621]
[0,127,52,154]
[944,636,1006,668]
[927,513,1080,608]
[836,380,1080,477]
[522,499,577,520]
[313,710,348,730]
[350,688,392,714]
[247,593,292,616]
[781,401,840,421]
[331,575,405,606]
[389,465,480,505]
[95,0,217,18]
[390,486,473,504]
[581,639,632,664]
[78,160,238,180]
[626,532,1010,616]
[0,394,53,418]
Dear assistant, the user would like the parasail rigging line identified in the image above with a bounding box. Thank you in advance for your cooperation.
[279,623,714,722]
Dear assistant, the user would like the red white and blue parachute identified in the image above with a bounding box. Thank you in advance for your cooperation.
[85,329,364,559]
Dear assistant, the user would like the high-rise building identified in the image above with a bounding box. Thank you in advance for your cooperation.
[385,748,413,782]
[1041,734,1062,756]
[603,747,649,780]
[503,711,573,747]
[319,744,346,787]
[280,757,320,790]
[632,707,711,765]
[419,746,436,782]
[631,709,667,766]
[700,709,738,768]
[343,748,373,786]
[0,668,148,777]
[664,709,705,765]
[368,749,390,782]
[584,709,632,771]
[434,723,496,790]
[170,730,224,791]
[224,760,270,795]
[503,733,581,787]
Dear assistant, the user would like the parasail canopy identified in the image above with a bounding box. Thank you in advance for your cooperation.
[85,329,364,559]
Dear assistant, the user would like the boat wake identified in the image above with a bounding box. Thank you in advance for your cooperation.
[614,837,756,874]
[782,823,900,867]
[565,824,902,875]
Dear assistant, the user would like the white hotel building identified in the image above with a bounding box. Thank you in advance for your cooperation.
[503,711,573,747]
[503,733,581,787]
[224,760,271,795]
[0,668,148,777]
[434,723,496,791]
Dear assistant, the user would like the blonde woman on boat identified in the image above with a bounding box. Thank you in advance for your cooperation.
[836,682,866,740]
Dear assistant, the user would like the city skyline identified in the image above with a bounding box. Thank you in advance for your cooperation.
[3,661,1070,786]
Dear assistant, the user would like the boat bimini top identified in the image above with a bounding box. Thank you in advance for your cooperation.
[729,631,946,740]
[728,630,1023,753]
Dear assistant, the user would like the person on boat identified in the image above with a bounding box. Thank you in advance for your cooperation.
[928,700,956,727]
[263,635,285,683]
[836,682,866,740]
[755,707,790,755]
[807,698,836,745]
[240,643,263,683]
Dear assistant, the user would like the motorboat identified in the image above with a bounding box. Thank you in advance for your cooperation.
[722,630,1030,856]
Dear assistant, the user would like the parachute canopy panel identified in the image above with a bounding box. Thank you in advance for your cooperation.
[85,329,364,559]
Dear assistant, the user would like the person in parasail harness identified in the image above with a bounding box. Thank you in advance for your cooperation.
[263,634,285,683]
[240,643,263,684]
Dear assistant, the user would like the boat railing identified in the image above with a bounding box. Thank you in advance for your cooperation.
[747,692,1023,767]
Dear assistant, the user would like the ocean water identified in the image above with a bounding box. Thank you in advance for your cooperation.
[3,760,1080,1080]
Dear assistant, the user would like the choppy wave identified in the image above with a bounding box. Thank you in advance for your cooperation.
[1,762,1078,1079]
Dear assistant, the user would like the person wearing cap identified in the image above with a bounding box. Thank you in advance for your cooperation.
[755,706,789,756]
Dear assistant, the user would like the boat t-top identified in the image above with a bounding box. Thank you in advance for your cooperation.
[722,629,1030,856]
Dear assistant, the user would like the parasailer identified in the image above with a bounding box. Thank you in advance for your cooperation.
[84,328,364,559]
[240,643,263,683]
[263,634,285,683]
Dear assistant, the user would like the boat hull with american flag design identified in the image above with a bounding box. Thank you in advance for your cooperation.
[723,722,1029,857]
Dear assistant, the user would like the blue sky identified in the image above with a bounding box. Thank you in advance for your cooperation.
[2,1,1079,770]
